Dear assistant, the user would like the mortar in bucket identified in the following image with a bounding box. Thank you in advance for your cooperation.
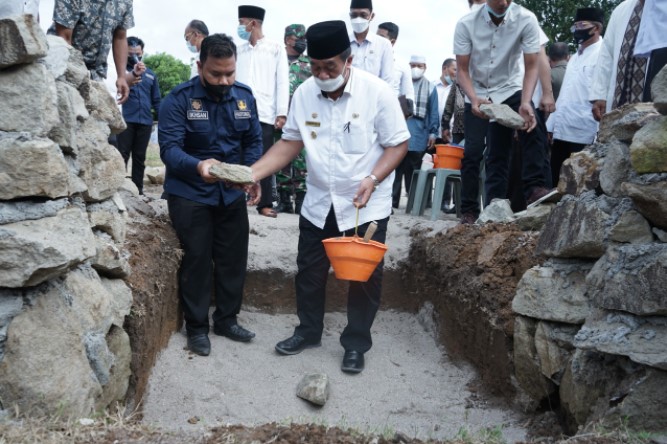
[322,216,387,282]
[432,144,464,170]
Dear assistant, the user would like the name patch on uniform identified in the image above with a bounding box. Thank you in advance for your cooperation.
[305,121,320,127]
[187,110,209,120]
[234,110,251,119]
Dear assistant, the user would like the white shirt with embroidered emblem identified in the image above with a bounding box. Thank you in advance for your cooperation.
[453,3,541,104]
[236,37,290,125]
[348,31,394,85]
[281,67,410,231]
[546,39,603,144]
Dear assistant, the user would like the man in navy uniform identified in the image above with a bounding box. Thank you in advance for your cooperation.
[158,34,263,356]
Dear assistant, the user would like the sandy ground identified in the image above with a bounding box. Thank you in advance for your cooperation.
[140,193,529,442]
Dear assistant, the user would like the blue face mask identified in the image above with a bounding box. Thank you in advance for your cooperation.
[486,3,512,19]
[237,24,251,41]
[444,75,453,85]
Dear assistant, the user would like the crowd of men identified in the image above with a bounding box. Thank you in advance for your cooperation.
[26,0,665,372]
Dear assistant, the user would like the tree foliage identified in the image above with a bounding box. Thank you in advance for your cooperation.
[143,52,190,99]
[515,0,624,51]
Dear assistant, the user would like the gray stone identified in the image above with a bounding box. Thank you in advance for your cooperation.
[622,181,667,231]
[65,154,89,195]
[92,231,130,279]
[514,204,555,231]
[81,80,126,134]
[652,65,667,115]
[84,331,113,386]
[99,277,133,328]
[630,116,667,174]
[77,119,126,202]
[599,139,633,198]
[587,244,667,316]
[87,197,128,243]
[65,45,88,88]
[598,103,661,143]
[575,310,667,370]
[514,316,557,402]
[0,15,47,69]
[145,166,165,185]
[654,227,667,243]
[557,150,601,196]
[477,199,515,224]
[0,291,24,362]
[296,373,330,406]
[513,261,595,324]
[0,62,58,135]
[97,326,131,410]
[41,35,70,79]
[50,81,89,153]
[0,135,70,199]
[535,321,579,383]
[479,103,525,129]
[610,209,653,244]
[0,198,69,225]
[0,207,96,288]
[536,195,612,259]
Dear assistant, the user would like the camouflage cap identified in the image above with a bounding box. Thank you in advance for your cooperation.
[285,24,306,38]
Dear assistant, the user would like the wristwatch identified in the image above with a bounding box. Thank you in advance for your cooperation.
[366,174,380,191]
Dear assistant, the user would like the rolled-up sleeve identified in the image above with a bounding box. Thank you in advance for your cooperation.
[158,93,200,178]
[520,15,541,54]
[453,20,471,55]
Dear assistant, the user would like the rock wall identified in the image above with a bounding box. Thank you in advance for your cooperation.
[513,73,667,434]
[0,15,136,418]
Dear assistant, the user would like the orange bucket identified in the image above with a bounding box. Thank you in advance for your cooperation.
[322,236,388,282]
[432,144,464,170]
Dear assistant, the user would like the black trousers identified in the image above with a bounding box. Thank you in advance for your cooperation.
[551,139,586,187]
[116,122,152,193]
[294,208,388,353]
[392,151,424,208]
[257,122,277,212]
[167,194,249,336]
[461,91,547,216]
[643,47,667,102]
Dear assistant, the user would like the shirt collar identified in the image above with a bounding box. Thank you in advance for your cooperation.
[483,4,517,26]
[349,31,376,44]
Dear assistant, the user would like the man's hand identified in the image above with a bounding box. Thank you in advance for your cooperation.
[518,102,537,133]
[471,97,492,119]
[244,182,261,205]
[275,115,286,130]
[116,76,130,104]
[592,100,606,122]
[539,91,556,121]
[442,129,451,143]
[134,61,146,76]
[196,158,223,183]
[353,176,376,209]
[427,136,436,150]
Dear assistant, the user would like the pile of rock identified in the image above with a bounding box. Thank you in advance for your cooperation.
[0,15,133,417]
[512,69,667,433]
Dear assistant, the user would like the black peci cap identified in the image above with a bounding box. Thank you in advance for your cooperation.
[238,5,265,21]
[306,21,351,60]
[350,0,372,10]
[574,7,605,24]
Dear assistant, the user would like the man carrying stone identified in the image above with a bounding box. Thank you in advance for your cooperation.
[48,0,134,104]
[159,34,263,356]
[248,21,409,374]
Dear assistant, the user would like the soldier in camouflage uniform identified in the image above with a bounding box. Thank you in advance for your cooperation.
[48,0,134,104]
[275,24,312,214]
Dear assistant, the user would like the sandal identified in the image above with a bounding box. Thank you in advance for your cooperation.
[259,207,278,218]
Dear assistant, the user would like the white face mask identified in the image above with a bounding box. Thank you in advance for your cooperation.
[411,67,425,80]
[350,17,370,33]
[314,66,348,92]
[470,3,484,12]
[186,41,198,53]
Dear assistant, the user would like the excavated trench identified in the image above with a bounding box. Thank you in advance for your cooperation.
[122,188,554,442]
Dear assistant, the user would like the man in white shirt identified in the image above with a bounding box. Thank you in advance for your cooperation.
[454,0,550,224]
[377,21,414,117]
[184,20,209,80]
[433,58,457,134]
[547,8,604,187]
[348,0,394,85]
[248,21,409,374]
[236,5,290,218]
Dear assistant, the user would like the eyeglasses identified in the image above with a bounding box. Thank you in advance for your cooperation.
[570,21,594,32]
[349,12,370,19]
[184,31,195,41]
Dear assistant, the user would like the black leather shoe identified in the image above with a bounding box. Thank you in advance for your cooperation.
[187,334,210,356]
[275,334,321,355]
[213,324,255,342]
[341,350,364,373]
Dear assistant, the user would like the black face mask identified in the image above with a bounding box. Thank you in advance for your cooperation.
[127,54,141,69]
[293,39,307,54]
[203,76,231,100]
[573,28,594,45]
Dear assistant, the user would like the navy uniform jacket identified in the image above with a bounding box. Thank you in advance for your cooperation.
[158,77,263,206]
[122,67,161,126]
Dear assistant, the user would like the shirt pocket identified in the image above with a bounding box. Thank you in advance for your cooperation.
[341,120,370,155]
[184,120,210,151]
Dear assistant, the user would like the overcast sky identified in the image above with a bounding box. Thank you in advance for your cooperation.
[38,0,472,94]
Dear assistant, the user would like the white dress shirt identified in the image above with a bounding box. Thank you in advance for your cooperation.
[589,0,638,111]
[391,56,415,101]
[236,37,290,125]
[0,0,39,18]
[281,67,410,231]
[634,0,667,57]
[454,3,541,104]
[189,54,199,80]
[349,31,394,85]
[432,79,452,133]
[547,39,603,144]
